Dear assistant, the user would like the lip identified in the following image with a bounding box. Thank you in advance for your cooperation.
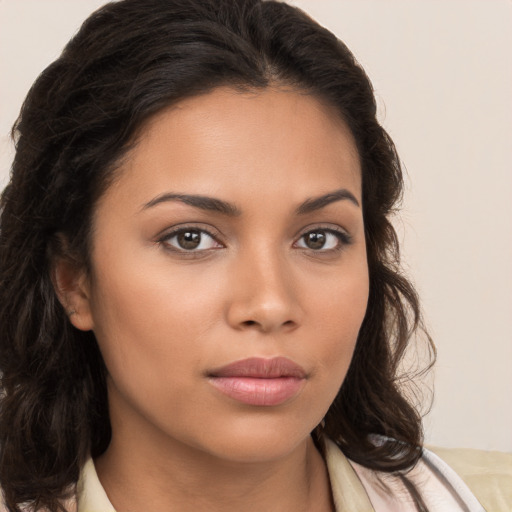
[207,357,307,406]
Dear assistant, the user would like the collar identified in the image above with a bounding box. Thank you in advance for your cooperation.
[76,458,115,512]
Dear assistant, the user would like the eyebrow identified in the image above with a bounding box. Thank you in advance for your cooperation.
[142,188,360,216]
[295,189,360,214]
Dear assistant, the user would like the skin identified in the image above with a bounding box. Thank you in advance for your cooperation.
[56,86,369,511]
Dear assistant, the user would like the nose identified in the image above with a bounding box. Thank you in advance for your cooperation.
[225,246,302,334]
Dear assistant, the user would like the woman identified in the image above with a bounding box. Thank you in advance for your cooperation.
[0,0,487,510]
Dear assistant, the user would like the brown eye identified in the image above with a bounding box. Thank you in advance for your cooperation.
[296,228,351,251]
[304,231,327,249]
[162,228,222,252]
[177,230,202,250]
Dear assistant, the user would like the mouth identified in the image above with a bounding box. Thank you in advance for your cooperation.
[207,357,307,406]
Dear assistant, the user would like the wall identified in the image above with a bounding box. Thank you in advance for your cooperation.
[1,0,511,452]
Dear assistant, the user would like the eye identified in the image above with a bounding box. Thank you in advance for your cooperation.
[160,227,223,252]
[295,228,351,251]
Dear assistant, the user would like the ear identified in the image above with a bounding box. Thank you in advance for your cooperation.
[51,254,95,332]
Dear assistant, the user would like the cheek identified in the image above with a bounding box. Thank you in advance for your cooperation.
[311,262,369,378]
[87,267,217,438]
[87,254,223,392]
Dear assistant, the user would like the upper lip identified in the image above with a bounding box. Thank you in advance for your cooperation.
[207,357,307,379]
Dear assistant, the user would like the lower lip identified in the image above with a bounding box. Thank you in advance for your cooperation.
[208,377,305,406]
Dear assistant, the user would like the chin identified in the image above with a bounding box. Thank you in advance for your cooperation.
[190,416,318,464]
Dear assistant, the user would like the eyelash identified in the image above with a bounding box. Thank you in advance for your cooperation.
[157,225,353,257]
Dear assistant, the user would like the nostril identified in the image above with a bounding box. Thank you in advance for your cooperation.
[241,319,296,330]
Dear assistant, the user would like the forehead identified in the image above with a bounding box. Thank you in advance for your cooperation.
[100,86,362,212]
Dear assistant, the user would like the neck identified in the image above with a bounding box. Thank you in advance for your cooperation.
[95,429,333,512]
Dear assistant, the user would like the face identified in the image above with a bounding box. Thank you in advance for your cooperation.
[68,87,369,463]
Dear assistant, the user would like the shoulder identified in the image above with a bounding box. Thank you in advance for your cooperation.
[428,445,512,512]
[324,438,495,511]
[349,449,485,512]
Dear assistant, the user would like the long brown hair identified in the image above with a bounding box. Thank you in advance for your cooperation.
[0,0,434,510]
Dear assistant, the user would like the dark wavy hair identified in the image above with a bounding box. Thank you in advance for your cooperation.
[0,0,435,510]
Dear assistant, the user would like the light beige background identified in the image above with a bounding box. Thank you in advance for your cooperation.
[1,0,510,452]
